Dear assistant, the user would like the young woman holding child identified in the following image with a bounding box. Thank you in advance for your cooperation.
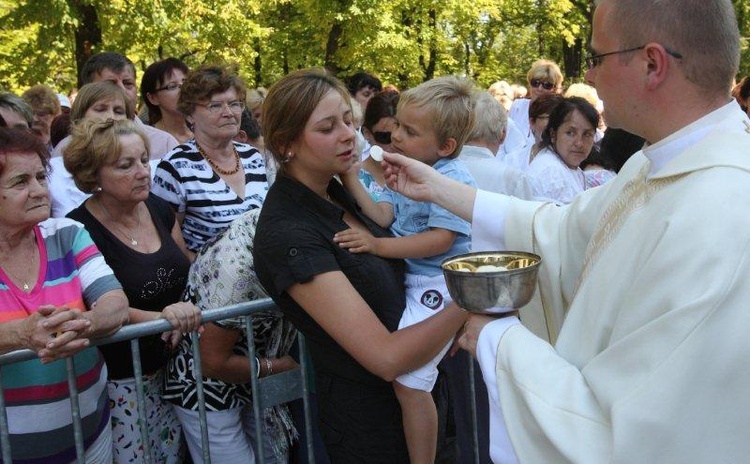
[253,68,467,463]
[336,76,477,464]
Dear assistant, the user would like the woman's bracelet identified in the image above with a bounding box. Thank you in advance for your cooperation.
[254,357,261,379]
[264,357,273,376]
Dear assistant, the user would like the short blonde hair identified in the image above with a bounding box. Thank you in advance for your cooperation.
[488,80,512,99]
[564,83,602,112]
[488,81,514,109]
[350,99,363,127]
[527,59,564,89]
[468,92,506,145]
[22,85,61,116]
[398,76,475,158]
[245,88,267,113]
[64,118,149,193]
[71,82,134,122]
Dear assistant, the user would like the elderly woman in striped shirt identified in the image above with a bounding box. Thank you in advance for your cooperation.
[0,126,129,462]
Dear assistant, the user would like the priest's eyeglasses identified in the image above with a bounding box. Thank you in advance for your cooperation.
[586,45,683,69]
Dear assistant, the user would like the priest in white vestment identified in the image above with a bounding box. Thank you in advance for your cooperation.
[380,1,750,462]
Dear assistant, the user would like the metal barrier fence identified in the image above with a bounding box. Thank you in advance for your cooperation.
[0,299,315,464]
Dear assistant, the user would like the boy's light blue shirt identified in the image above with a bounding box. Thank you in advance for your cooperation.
[379,157,476,276]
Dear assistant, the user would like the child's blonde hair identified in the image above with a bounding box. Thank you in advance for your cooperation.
[398,76,475,158]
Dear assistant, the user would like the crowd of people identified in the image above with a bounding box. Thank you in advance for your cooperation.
[0,0,749,462]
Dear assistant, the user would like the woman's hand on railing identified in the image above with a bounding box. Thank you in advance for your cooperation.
[30,305,92,363]
[160,302,203,348]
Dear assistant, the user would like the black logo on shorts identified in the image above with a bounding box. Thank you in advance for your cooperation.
[421,290,443,310]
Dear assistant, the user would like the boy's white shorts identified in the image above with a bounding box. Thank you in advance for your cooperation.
[395,273,452,392]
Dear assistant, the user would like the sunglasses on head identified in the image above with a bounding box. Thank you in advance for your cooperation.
[373,131,391,144]
[530,79,555,91]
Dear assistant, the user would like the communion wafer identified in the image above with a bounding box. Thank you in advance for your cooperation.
[369,145,384,162]
[474,264,508,272]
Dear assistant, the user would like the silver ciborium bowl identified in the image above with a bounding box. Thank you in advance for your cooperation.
[441,251,541,314]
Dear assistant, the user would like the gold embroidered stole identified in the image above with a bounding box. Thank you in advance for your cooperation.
[573,163,682,296]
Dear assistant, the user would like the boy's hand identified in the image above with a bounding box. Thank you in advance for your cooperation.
[338,158,363,190]
[340,159,361,182]
[333,228,381,255]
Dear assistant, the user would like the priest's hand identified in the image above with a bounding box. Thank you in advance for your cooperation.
[457,314,497,357]
[382,151,441,203]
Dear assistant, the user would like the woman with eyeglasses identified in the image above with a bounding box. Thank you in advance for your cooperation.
[508,59,564,149]
[358,90,399,200]
[151,64,269,255]
[142,58,193,144]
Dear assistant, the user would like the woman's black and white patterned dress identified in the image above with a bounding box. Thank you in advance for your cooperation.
[163,209,297,460]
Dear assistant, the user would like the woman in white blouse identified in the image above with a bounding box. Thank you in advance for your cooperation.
[526,96,600,205]
[507,59,564,148]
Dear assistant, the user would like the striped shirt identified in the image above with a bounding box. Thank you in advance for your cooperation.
[151,140,269,251]
[0,218,122,463]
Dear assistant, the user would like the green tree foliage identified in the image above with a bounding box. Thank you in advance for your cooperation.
[734,0,750,77]
[0,0,748,96]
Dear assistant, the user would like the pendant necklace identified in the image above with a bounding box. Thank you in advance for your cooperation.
[0,233,37,292]
[196,142,241,175]
[99,200,142,246]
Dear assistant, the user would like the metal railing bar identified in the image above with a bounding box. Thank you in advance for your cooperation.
[0,369,11,463]
[298,334,316,464]
[0,300,280,366]
[130,339,151,463]
[0,299,319,463]
[246,314,266,463]
[469,357,480,464]
[191,331,212,463]
[65,357,85,463]
[257,369,303,410]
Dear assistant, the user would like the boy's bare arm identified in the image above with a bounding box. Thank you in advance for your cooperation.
[335,227,457,260]
[339,169,394,227]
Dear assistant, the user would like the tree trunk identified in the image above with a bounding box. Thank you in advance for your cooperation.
[69,0,102,87]
[464,42,471,77]
[426,8,437,80]
[324,22,343,75]
[253,37,262,86]
[418,8,437,81]
[536,0,546,56]
[562,37,583,80]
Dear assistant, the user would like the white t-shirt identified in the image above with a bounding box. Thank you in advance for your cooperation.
[527,147,586,205]
[458,145,535,200]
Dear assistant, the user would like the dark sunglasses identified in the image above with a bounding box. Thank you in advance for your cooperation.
[373,131,392,144]
[530,79,555,91]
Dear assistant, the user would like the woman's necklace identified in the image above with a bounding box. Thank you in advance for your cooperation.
[196,142,241,175]
[99,200,142,246]
[0,233,37,292]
